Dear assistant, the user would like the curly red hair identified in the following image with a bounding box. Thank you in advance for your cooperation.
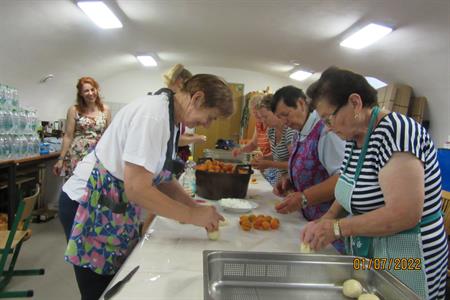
[75,77,104,113]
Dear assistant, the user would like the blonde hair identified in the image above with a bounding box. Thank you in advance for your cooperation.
[255,93,273,110]
[163,64,192,87]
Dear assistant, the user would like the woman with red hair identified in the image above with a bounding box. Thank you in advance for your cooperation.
[53,77,111,179]
[55,77,111,241]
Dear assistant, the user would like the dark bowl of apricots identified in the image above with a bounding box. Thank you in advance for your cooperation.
[195,158,253,200]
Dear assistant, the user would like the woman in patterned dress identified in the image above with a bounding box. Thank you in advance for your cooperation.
[55,77,111,241]
[302,66,447,299]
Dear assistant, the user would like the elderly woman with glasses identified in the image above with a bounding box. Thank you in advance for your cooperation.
[301,66,447,299]
[270,86,345,253]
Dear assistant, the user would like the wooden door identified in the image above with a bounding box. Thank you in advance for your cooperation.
[193,83,244,160]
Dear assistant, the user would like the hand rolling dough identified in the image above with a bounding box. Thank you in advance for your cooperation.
[299,242,314,253]
[207,230,220,241]
[219,219,228,226]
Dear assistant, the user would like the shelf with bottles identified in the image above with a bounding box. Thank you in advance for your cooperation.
[0,83,41,161]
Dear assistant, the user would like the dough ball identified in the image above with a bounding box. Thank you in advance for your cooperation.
[207,230,220,241]
[342,279,363,298]
[358,294,380,300]
[299,242,314,253]
[219,219,228,226]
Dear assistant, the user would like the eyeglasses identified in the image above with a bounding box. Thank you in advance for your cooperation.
[323,104,344,127]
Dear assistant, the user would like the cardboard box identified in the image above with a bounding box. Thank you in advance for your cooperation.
[409,96,427,115]
[377,83,413,113]
[395,84,413,107]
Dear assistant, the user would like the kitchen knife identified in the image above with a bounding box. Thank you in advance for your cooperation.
[103,265,140,300]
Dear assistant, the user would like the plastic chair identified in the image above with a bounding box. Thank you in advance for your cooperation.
[441,190,450,277]
[0,185,44,298]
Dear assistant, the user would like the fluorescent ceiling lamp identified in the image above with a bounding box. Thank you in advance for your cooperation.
[340,23,393,49]
[77,1,122,29]
[289,70,313,81]
[136,55,158,67]
[365,76,387,89]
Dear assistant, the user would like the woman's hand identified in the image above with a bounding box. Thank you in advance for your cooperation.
[301,218,336,251]
[275,192,301,214]
[232,147,242,157]
[193,134,207,144]
[53,160,63,176]
[273,175,292,196]
[251,157,270,171]
[189,205,224,232]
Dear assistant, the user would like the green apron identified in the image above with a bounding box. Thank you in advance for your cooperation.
[334,106,439,299]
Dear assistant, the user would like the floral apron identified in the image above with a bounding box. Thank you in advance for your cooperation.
[289,120,345,253]
[334,106,438,299]
[65,88,179,275]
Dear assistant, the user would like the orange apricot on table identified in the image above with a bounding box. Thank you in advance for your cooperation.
[239,214,280,231]
[262,221,271,230]
[270,219,280,229]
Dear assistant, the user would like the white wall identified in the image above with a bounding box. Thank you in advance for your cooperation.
[15,64,449,147]
[100,65,294,105]
[17,65,293,119]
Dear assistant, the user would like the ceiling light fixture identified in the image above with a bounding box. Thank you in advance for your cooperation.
[136,55,158,67]
[340,23,393,49]
[77,1,122,29]
[289,70,313,81]
[365,76,387,89]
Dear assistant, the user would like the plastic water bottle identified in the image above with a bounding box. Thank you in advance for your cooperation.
[0,108,5,132]
[182,156,196,197]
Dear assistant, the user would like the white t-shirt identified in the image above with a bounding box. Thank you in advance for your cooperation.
[63,94,176,202]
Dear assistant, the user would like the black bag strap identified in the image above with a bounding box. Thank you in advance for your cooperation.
[154,88,180,172]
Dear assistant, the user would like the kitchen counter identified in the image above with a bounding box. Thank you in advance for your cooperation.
[101,171,336,299]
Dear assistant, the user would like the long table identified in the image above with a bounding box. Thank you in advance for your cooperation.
[101,171,336,299]
[0,152,60,228]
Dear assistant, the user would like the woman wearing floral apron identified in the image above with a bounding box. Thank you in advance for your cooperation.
[302,67,447,299]
[271,86,346,253]
[61,74,234,300]
[55,77,112,243]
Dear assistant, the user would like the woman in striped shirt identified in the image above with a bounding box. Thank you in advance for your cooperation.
[301,66,447,299]
[251,94,296,185]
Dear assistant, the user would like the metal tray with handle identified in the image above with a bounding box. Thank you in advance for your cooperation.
[203,250,421,300]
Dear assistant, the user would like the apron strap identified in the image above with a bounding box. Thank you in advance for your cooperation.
[154,88,182,173]
[342,106,380,179]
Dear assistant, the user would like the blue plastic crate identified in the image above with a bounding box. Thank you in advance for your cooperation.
[437,148,450,191]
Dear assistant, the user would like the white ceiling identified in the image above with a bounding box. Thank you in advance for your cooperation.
[0,0,448,86]
[0,0,449,144]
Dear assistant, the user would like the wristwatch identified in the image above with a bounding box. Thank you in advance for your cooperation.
[301,193,308,208]
[333,219,342,239]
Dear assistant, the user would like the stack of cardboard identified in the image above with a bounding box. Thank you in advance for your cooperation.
[409,97,427,124]
[377,83,413,115]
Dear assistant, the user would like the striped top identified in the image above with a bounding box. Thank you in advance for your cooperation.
[267,126,296,163]
[341,112,447,299]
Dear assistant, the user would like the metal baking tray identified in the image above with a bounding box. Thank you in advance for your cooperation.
[203,149,250,164]
[203,250,420,300]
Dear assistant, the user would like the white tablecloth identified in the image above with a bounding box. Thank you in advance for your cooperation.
[101,172,336,300]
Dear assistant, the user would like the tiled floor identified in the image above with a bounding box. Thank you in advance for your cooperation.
[4,218,79,300]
